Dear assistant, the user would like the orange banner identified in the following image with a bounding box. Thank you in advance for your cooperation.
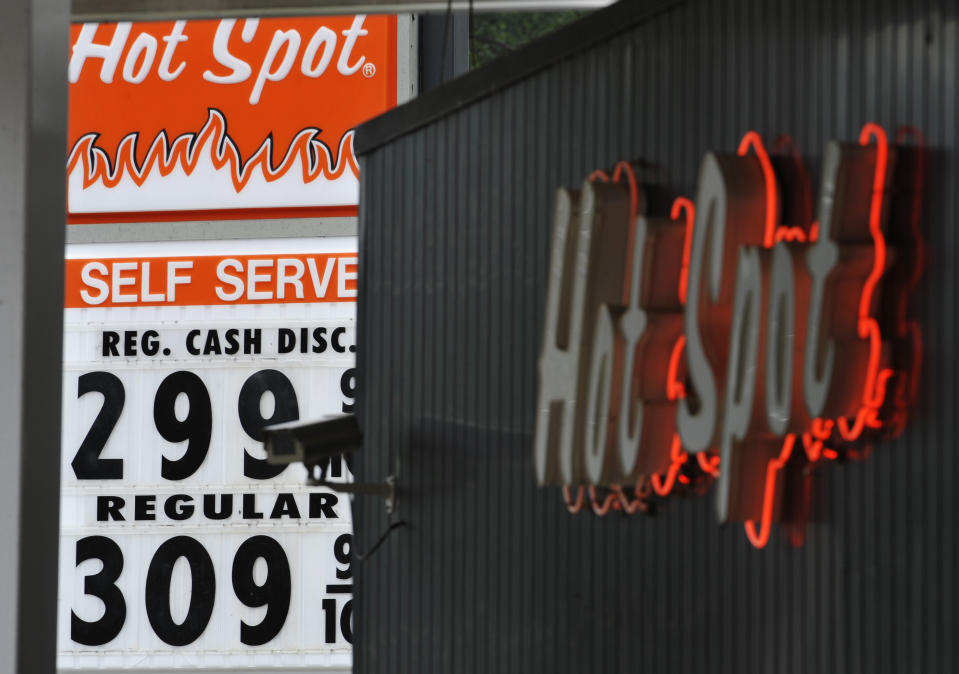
[68,16,397,219]
[65,253,358,307]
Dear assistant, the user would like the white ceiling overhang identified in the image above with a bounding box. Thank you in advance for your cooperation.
[72,0,613,21]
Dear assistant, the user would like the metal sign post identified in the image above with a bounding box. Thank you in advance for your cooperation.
[0,0,68,672]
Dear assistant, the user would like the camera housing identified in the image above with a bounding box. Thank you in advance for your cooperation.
[263,414,363,466]
[262,414,395,513]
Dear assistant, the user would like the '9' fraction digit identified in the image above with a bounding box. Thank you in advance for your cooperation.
[334,533,352,579]
[340,368,356,413]
[323,533,353,644]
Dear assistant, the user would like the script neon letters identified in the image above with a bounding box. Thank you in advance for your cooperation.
[534,125,922,545]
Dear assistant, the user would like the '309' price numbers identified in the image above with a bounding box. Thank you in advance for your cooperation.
[71,533,353,646]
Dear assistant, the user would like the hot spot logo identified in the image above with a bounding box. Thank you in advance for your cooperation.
[534,125,925,548]
[67,16,397,220]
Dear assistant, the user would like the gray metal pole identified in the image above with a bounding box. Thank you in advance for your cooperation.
[419,11,470,92]
[0,0,68,670]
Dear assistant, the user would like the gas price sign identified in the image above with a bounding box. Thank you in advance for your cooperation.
[58,237,357,672]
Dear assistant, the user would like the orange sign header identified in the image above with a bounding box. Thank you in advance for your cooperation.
[65,253,358,307]
[68,16,397,220]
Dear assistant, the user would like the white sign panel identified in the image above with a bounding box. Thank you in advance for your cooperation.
[58,238,356,672]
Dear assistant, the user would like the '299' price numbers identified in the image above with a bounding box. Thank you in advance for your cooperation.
[70,367,356,481]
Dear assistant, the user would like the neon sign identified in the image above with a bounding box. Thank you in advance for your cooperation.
[534,124,924,547]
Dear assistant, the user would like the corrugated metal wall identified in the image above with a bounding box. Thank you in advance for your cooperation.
[354,0,959,671]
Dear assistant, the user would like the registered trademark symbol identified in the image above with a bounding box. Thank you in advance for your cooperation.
[363,62,376,78]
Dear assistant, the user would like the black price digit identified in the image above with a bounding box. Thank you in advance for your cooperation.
[323,535,353,643]
[321,599,336,644]
[72,372,125,479]
[322,598,353,644]
[340,368,356,413]
[238,369,299,479]
[334,533,352,580]
[313,453,352,480]
[71,536,126,646]
[145,536,216,647]
[231,536,291,646]
[72,534,307,648]
[341,599,353,643]
[154,371,212,480]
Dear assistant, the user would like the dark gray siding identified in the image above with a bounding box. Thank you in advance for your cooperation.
[354,0,959,671]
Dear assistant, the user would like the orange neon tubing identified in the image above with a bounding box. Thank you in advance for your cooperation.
[590,162,642,306]
[651,330,692,496]
[697,452,720,476]
[562,485,585,513]
[612,485,647,514]
[831,123,890,443]
[745,123,891,546]
[738,131,779,248]
[613,162,641,305]
[856,124,888,396]
[567,162,670,514]
[650,434,687,496]
[857,123,889,329]
[588,486,618,516]
[564,125,906,545]
[584,172,696,505]
[667,336,687,400]
[652,196,696,495]
[744,434,796,548]
[811,418,833,439]
[774,226,807,243]
[671,197,696,304]
[801,433,823,462]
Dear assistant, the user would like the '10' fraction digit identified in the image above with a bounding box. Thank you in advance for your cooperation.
[322,533,353,644]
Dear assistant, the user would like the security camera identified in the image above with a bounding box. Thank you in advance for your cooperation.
[263,413,395,513]
[263,414,362,466]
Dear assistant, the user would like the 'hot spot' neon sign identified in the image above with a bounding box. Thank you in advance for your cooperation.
[534,125,924,547]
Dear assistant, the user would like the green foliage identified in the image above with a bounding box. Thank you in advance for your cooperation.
[469,11,586,69]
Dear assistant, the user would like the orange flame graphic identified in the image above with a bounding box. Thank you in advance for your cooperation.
[67,108,359,194]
